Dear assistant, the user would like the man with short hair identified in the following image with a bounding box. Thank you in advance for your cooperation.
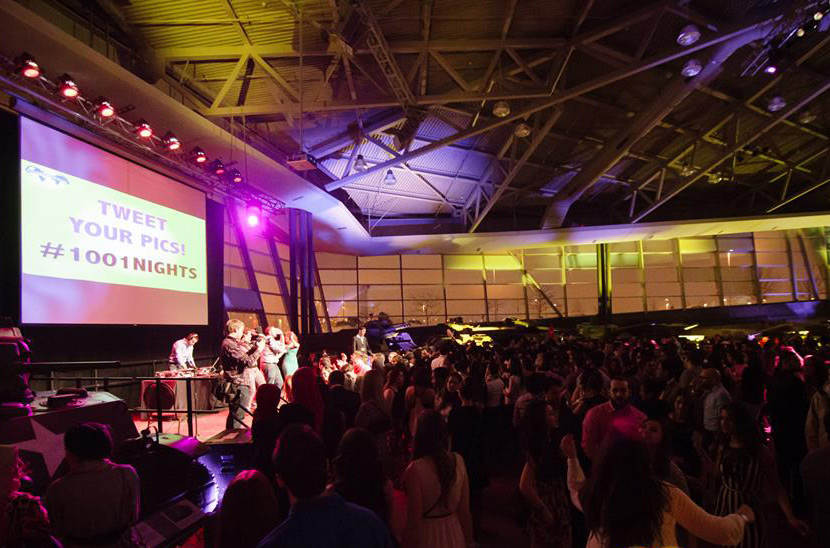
[261,326,287,388]
[257,425,394,548]
[220,319,266,429]
[45,423,140,547]
[431,345,449,371]
[699,368,731,446]
[327,370,361,428]
[581,377,646,462]
[353,327,369,356]
[168,333,199,370]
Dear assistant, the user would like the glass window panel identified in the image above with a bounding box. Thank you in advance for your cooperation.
[753,235,787,252]
[255,273,280,294]
[567,298,598,317]
[402,269,443,284]
[316,252,357,269]
[679,238,716,253]
[528,298,563,319]
[224,266,249,289]
[359,269,401,284]
[331,317,359,331]
[249,251,275,274]
[719,252,753,267]
[685,282,718,296]
[401,254,442,269]
[320,270,357,285]
[612,269,641,283]
[643,241,673,252]
[644,254,676,266]
[568,284,597,298]
[445,269,483,284]
[723,281,755,296]
[685,296,719,308]
[244,234,270,254]
[227,310,260,330]
[609,253,639,267]
[322,285,358,301]
[261,294,286,314]
[682,253,716,267]
[402,285,444,300]
[535,285,566,300]
[565,244,596,254]
[644,268,678,282]
[488,299,525,317]
[264,314,290,331]
[567,270,596,283]
[613,297,644,313]
[717,236,754,252]
[609,242,638,252]
[275,243,290,261]
[404,300,444,318]
[683,268,716,282]
[755,252,789,266]
[444,255,483,270]
[760,281,794,295]
[757,267,791,280]
[365,285,402,300]
[363,300,402,316]
[224,244,244,267]
[483,255,519,270]
[358,255,399,269]
[565,254,597,268]
[647,282,682,296]
[524,255,561,269]
[761,294,791,303]
[446,300,487,315]
[647,296,683,311]
[721,268,754,282]
[528,269,564,283]
[487,284,525,299]
[722,295,757,306]
[327,301,358,318]
[486,269,524,284]
[614,284,643,297]
[445,285,485,299]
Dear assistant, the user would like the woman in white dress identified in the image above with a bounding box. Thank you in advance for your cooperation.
[402,410,473,548]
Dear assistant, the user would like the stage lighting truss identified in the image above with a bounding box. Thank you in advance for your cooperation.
[0,51,285,219]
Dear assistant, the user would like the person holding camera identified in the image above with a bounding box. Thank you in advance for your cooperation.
[220,319,266,429]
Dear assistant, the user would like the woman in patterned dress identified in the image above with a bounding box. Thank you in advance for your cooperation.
[706,402,809,548]
[519,399,571,548]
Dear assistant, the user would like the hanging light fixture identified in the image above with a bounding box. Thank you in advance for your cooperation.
[135,119,153,139]
[767,95,786,112]
[162,132,180,151]
[514,122,531,138]
[354,154,368,172]
[229,169,243,184]
[57,74,79,98]
[681,59,702,78]
[492,100,511,118]
[95,98,115,118]
[17,53,40,78]
[383,169,397,186]
[191,147,207,164]
[210,159,226,176]
[677,25,701,46]
[246,203,262,227]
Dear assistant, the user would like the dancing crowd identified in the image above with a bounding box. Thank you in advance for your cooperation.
[3,320,830,548]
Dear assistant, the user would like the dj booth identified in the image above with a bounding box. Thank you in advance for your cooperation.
[139,367,220,418]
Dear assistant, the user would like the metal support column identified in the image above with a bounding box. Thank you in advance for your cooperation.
[597,243,612,323]
[288,209,300,332]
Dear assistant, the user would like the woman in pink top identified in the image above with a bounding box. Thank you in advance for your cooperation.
[562,435,753,548]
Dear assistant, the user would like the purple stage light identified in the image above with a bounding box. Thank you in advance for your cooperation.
[246,203,262,227]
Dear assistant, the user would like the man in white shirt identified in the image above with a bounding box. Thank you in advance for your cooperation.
[168,333,198,370]
[262,326,287,389]
[431,346,448,370]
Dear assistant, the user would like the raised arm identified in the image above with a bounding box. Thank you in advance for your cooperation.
[670,485,748,546]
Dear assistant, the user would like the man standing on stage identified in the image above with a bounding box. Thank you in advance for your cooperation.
[262,326,287,389]
[168,333,199,371]
[220,319,265,429]
[353,326,369,356]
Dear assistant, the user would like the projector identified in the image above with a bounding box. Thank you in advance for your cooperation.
[287,153,318,171]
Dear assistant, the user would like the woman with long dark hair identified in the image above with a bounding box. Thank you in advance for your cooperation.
[330,427,394,526]
[519,399,571,548]
[287,366,324,433]
[698,402,809,548]
[564,434,753,548]
[217,470,280,548]
[402,410,472,548]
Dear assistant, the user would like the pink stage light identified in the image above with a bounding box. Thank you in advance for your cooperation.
[246,203,262,227]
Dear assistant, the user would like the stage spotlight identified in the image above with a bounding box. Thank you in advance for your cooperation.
[492,100,510,118]
[677,24,701,46]
[383,169,397,186]
[191,147,207,164]
[354,154,367,172]
[681,59,702,78]
[767,95,786,112]
[763,64,777,74]
[798,110,817,124]
[246,203,262,227]
[796,27,806,37]
[514,122,531,138]
[57,74,79,98]
[96,99,115,118]
[162,132,181,151]
[135,120,153,138]
[210,159,226,176]
[17,53,40,78]
[229,169,243,183]
[814,10,824,21]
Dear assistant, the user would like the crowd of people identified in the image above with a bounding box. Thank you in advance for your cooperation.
[3,320,830,548]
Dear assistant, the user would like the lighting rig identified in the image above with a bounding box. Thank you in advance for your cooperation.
[0,51,283,220]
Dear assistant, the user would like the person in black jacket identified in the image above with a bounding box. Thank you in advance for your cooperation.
[220,319,265,429]
[328,370,361,428]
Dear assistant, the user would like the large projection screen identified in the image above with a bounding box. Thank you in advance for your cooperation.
[20,117,208,325]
